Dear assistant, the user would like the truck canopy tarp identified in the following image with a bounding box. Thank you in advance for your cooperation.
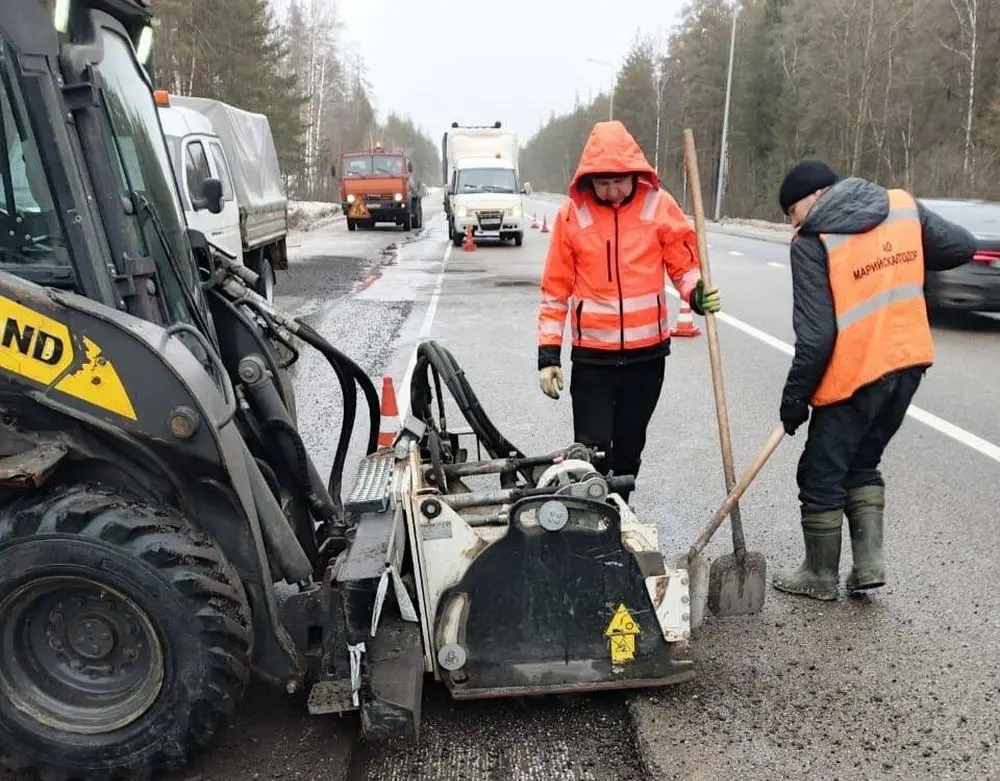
[169,95,286,213]
[443,129,518,185]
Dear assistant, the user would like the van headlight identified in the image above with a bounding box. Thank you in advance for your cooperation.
[346,194,356,204]
[456,205,468,218]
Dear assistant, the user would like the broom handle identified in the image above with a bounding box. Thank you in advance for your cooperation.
[682,129,747,561]
[687,424,786,560]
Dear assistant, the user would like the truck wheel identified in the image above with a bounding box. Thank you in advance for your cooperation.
[0,485,252,781]
[347,219,356,232]
[256,255,275,303]
[402,211,412,232]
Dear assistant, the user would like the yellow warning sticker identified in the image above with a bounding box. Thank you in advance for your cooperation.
[348,201,370,218]
[605,603,641,663]
[1,297,137,420]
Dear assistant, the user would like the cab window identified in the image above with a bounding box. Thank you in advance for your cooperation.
[372,155,404,175]
[185,141,211,206]
[344,157,370,176]
[0,46,74,278]
[207,142,234,202]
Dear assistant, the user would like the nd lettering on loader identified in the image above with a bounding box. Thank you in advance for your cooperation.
[0,3,779,779]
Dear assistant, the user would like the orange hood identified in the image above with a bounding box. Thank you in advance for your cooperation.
[568,120,659,200]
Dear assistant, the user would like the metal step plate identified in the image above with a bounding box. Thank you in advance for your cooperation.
[346,450,394,513]
[306,678,357,715]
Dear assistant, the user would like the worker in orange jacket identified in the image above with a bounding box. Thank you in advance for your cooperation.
[772,160,976,600]
[536,120,721,502]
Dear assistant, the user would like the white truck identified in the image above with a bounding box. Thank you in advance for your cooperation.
[155,92,288,301]
[441,122,530,248]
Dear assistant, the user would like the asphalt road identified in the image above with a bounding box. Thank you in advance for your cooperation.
[340,192,1000,780]
[5,192,997,781]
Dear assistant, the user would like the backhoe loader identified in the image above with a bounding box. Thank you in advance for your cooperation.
[0,2,696,779]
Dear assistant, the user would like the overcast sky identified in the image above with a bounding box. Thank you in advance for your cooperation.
[337,0,688,145]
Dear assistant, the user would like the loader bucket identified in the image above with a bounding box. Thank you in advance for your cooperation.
[431,494,695,699]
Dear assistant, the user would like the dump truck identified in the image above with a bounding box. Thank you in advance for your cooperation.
[159,93,289,302]
[333,144,424,231]
[0,2,696,779]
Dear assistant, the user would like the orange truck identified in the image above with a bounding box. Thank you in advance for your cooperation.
[332,145,425,232]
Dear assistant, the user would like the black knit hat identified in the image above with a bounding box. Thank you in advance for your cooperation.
[778,160,840,214]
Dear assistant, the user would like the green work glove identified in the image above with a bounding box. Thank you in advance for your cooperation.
[691,279,721,315]
[539,366,564,399]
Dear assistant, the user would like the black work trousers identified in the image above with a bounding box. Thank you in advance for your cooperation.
[797,366,926,513]
[569,357,666,500]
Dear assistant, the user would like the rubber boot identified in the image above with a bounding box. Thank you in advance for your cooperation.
[770,510,843,601]
[845,485,886,591]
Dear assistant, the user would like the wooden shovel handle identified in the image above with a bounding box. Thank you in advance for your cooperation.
[682,129,747,556]
[688,424,786,560]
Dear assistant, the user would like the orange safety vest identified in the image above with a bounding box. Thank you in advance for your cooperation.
[811,189,933,406]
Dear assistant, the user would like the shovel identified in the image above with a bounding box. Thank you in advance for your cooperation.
[682,424,786,626]
[681,128,768,619]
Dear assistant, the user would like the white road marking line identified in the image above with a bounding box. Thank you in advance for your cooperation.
[398,242,452,422]
[728,250,744,256]
[665,287,1000,464]
[767,261,786,268]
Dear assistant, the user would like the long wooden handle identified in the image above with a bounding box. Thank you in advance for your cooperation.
[682,129,747,557]
[687,424,786,560]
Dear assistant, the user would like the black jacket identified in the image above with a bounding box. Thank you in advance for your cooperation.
[781,177,977,411]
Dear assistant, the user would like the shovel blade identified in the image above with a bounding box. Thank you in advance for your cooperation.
[707,551,767,617]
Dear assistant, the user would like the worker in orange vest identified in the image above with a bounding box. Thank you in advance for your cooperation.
[772,160,976,600]
[536,120,720,503]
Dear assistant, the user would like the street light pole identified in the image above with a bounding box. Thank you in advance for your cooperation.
[714,4,740,222]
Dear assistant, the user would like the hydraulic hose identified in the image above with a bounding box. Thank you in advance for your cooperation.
[410,341,532,485]
[292,320,381,505]
[209,260,381,524]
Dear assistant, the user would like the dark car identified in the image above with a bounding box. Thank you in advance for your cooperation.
[919,197,1000,312]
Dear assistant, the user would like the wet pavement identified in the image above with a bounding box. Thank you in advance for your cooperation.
[338,192,1000,780]
[5,191,999,781]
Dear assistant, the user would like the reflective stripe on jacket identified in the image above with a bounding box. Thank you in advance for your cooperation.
[811,188,934,406]
[537,120,701,367]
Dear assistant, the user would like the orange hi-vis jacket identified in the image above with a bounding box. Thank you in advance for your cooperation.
[536,121,702,369]
[811,188,934,406]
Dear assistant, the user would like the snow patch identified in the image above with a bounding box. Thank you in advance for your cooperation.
[288,200,342,232]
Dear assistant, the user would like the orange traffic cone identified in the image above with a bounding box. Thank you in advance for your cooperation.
[540,215,549,233]
[462,225,475,252]
[670,299,702,338]
[530,212,539,230]
[378,376,400,448]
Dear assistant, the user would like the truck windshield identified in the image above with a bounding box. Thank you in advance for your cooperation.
[343,155,405,177]
[456,167,517,194]
[93,26,203,326]
[0,44,74,285]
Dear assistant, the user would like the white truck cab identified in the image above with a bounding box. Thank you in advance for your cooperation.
[448,155,530,248]
[156,91,289,302]
[155,97,242,259]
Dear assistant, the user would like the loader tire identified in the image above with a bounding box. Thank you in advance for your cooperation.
[0,484,252,781]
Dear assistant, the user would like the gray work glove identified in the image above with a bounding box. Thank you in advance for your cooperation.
[539,366,564,399]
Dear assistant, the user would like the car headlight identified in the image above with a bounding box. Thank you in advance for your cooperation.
[508,204,522,218]
[394,192,404,202]
[457,205,468,218]
[346,194,356,204]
